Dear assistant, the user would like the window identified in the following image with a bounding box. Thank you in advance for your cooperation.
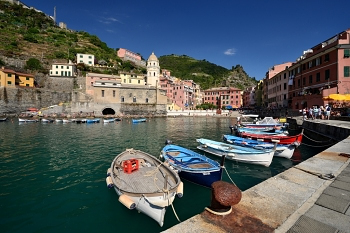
[26,84,29,87]
[303,77,306,85]
[133,96,136,102]
[88,61,92,64]
[129,79,131,83]
[316,73,320,82]
[7,81,11,84]
[324,54,329,62]
[67,66,69,69]
[101,90,105,97]
[26,77,30,80]
[56,71,58,74]
[56,65,58,69]
[146,98,149,103]
[88,56,92,59]
[129,93,132,97]
[308,61,312,68]
[284,83,287,90]
[61,66,63,69]
[138,80,140,84]
[121,96,124,102]
[344,66,350,77]
[113,90,115,97]
[297,79,300,87]
[344,49,350,58]
[316,57,321,66]
[309,75,313,84]
[325,70,330,80]
[80,55,83,58]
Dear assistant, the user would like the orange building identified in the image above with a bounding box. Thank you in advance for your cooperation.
[0,67,34,88]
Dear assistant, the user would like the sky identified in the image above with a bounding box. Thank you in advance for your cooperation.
[22,0,350,80]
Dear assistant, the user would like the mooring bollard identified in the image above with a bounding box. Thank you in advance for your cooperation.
[205,180,242,215]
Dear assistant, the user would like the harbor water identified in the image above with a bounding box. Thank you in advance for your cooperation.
[0,117,325,233]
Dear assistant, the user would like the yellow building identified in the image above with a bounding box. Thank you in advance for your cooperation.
[0,67,16,88]
[0,67,34,88]
[16,72,35,87]
[120,72,146,85]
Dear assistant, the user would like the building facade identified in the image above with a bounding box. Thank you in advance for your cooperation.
[202,87,242,109]
[267,63,292,108]
[117,48,146,67]
[288,29,350,109]
[0,67,34,88]
[76,53,94,66]
[50,61,76,77]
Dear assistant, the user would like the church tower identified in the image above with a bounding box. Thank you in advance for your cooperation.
[146,52,160,87]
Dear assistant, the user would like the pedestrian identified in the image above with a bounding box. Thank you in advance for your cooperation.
[308,107,313,120]
[325,104,331,120]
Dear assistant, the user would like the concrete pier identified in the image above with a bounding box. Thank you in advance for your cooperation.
[162,119,350,233]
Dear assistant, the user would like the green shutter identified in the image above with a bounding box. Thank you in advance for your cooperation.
[345,49,350,58]
[345,66,350,77]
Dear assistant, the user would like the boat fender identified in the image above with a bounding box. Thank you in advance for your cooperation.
[105,176,114,189]
[176,182,184,198]
[106,168,112,177]
[119,194,136,210]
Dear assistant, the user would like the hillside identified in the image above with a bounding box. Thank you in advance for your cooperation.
[0,0,257,90]
[159,55,257,90]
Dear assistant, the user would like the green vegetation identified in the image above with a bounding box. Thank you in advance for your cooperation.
[159,55,257,90]
[25,58,41,70]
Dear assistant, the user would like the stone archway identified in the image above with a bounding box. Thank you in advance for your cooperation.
[102,108,115,115]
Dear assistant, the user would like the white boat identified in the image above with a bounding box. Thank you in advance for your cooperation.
[196,138,277,167]
[222,135,297,159]
[18,117,39,123]
[103,118,115,123]
[106,148,183,226]
[62,118,72,123]
[55,118,63,123]
[41,118,54,123]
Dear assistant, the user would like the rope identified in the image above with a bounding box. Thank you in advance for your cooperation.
[303,132,335,143]
[223,166,237,186]
[294,167,335,180]
[204,206,232,215]
[300,142,336,147]
[171,202,181,223]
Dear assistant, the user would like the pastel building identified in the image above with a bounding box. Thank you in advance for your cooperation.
[203,87,242,109]
[50,61,76,77]
[117,48,146,67]
[120,72,146,86]
[85,72,121,96]
[0,67,34,88]
[76,53,94,66]
[288,28,350,109]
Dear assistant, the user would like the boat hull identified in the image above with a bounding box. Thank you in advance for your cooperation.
[196,139,275,167]
[239,132,303,145]
[107,148,181,226]
[223,135,296,159]
[161,144,222,188]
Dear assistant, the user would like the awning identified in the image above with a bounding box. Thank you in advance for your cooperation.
[323,94,350,101]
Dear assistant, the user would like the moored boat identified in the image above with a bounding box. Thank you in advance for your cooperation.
[132,118,146,123]
[160,143,224,188]
[86,118,100,123]
[106,148,183,227]
[18,117,39,123]
[103,118,115,123]
[196,138,276,167]
[0,117,8,122]
[238,129,303,145]
[223,134,297,159]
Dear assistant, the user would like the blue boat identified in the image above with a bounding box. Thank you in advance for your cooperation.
[222,134,297,159]
[132,118,146,123]
[86,118,100,123]
[196,138,276,167]
[160,144,224,188]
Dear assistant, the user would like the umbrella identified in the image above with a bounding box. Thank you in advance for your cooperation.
[323,94,346,101]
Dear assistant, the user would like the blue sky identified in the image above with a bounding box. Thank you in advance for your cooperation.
[23,0,350,80]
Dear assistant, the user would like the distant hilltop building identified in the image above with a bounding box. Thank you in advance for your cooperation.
[117,48,146,67]
[76,53,95,66]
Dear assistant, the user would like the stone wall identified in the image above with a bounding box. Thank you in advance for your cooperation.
[0,87,71,114]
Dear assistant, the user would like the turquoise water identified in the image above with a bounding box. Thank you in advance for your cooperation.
[0,117,324,233]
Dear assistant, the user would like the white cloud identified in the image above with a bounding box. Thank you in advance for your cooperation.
[224,48,236,55]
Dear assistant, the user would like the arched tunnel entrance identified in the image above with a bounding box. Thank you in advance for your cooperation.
[102,108,116,115]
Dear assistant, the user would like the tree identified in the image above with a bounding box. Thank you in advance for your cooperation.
[25,58,41,70]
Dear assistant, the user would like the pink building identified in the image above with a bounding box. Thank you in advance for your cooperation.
[159,73,199,109]
[117,48,146,67]
[202,87,242,109]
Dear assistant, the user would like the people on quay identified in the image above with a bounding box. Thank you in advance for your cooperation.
[325,104,331,120]
[308,107,314,120]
